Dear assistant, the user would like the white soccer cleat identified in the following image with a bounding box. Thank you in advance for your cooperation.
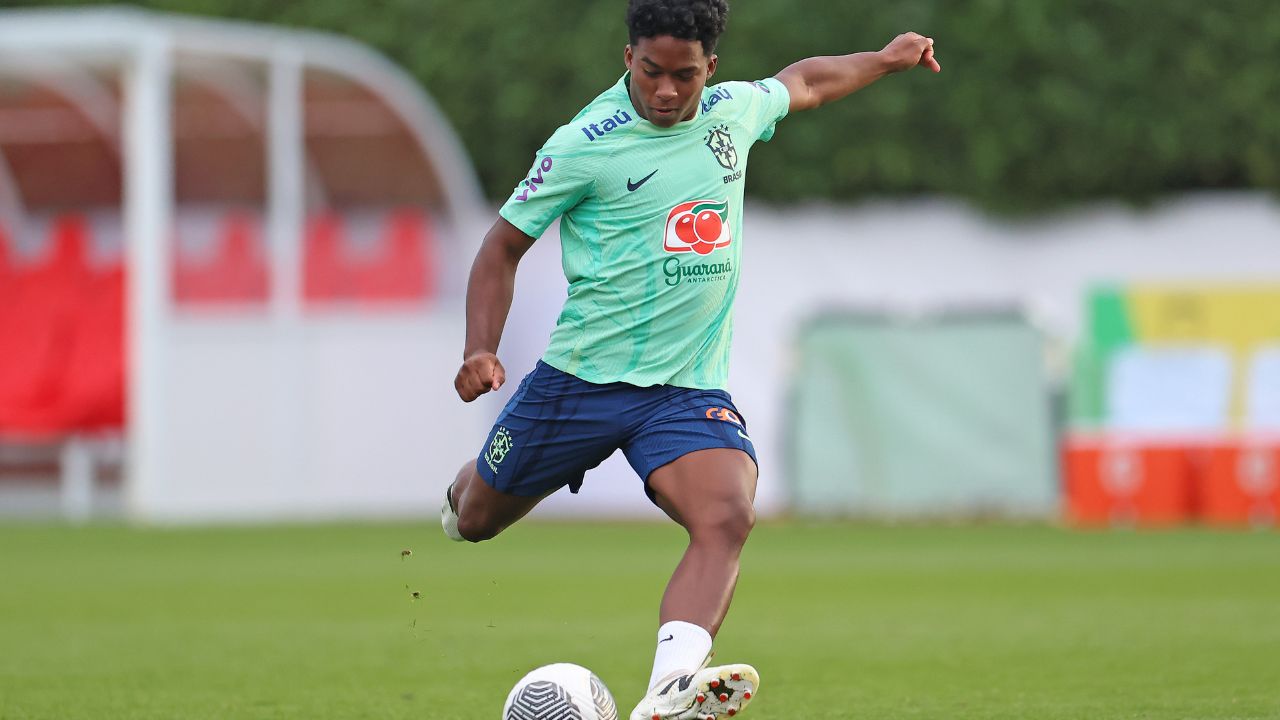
[629,662,759,720]
[440,484,465,542]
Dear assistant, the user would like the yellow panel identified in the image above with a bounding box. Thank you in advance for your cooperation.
[1129,285,1280,348]
[1128,285,1280,425]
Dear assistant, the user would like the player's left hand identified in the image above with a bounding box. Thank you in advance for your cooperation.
[879,32,940,73]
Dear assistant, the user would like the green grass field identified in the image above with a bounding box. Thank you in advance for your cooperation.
[2,521,1278,719]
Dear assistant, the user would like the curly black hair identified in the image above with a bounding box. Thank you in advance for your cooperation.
[626,0,730,55]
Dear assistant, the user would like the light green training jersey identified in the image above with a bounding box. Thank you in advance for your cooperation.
[499,73,790,389]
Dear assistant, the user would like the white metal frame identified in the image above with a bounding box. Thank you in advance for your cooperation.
[0,8,485,520]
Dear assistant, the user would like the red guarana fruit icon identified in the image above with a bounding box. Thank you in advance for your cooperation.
[693,210,722,242]
[675,214,699,246]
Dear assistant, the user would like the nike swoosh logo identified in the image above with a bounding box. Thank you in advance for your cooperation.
[627,169,658,192]
[737,429,753,443]
[658,674,694,696]
[658,634,675,643]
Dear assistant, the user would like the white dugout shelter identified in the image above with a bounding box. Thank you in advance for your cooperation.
[0,8,485,521]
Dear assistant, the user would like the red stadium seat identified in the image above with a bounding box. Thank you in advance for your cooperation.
[0,215,127,437]
[0,222,16,404]
[303,211,348,301]
[304,208,436,304]
[351,209,435,301]
[173,212,268,303]
[0,216,90,436]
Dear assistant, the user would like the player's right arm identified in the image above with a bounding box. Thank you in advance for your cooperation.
[454,217,536,402]
[454,122,594,402]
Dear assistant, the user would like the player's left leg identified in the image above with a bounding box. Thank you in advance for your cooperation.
[629,449,759,720]
[648,448,757,637]
[622,392,761,720]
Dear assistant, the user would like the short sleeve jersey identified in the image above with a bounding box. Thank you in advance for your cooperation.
[499,73,790,389]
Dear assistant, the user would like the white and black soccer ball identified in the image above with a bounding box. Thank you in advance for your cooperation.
[502,663,618,720]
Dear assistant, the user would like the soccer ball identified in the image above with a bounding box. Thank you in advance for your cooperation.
[502,663,618,720]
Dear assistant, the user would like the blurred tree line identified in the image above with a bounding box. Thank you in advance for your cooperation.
[7,0,1278,213]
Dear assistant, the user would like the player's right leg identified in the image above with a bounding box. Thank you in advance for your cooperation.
[442,460,548,542]
[440,360,621,543]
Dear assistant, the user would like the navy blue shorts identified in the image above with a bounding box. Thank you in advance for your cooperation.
[475,361,757,502]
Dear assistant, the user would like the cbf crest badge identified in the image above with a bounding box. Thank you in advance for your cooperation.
[484,426,514,473]
[704,124,737,170]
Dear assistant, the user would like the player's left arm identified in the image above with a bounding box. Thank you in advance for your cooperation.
[775,32,939,113]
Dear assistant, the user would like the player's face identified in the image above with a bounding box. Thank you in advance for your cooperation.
[625,35,717,127]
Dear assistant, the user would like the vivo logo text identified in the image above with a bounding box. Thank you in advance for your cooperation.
[514,157,554,202]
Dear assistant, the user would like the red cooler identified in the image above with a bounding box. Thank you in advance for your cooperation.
[1063,435,1197,527]
[1201,440,1280,527]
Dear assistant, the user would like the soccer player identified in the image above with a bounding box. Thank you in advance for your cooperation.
[442,1,939,718]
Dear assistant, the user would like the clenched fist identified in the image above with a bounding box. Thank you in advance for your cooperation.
[455,352,506,402]
[879,32,940,74]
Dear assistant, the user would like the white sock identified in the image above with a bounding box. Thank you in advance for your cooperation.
[647,620,713,690]
[440,484,464,542]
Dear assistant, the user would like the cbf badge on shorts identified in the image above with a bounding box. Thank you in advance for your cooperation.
[485,426,514,474]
